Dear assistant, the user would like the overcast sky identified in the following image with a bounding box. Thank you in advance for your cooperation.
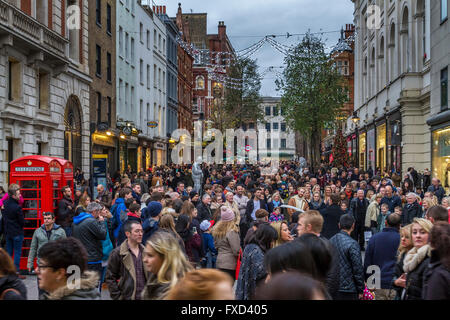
[157,0,354,97]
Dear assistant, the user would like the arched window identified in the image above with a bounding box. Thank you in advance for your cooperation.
[196,75,205,90]
[64,95,82,170]
[416,0,426,70]
[379,36,385,88]
[370,47,376,96]
[400,7,410,73]
[389,23,396,82]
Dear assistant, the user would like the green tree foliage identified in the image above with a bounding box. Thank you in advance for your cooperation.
[276,32,348,171]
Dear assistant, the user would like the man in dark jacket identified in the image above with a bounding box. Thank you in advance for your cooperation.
[242,189,269,245]
[106,220,149,300]
[427,178,445,203]
[56,186,74,236]
[402,193,423,225]
[142,201,163,245]
[381,185,402,212]
[349,189,370,250]
[72,202,107,282]
[3,184,25,276]
[364,213,401,300]
[320,193,345,239]
[95,184,112,209]
[330,214,365,300]
[196,194,213,222]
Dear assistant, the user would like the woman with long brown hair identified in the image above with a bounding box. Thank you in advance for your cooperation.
[159,214,185,252]
[74,194,91,216]
[211,206,241,279]
[0,248,27,299]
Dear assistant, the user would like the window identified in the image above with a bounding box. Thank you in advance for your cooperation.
[196,76,205,89]
[131,0,135,14]
[147,30,150,50]
[107,4,111,35]
[131,86,135,112]
[158,34,161,50]
[140,99,143,127]
[8,59,21,102]
[442,0,448,22]
[154,64,157,87]
[107,52,111,82]
[163,71,166,91]
[281,123,286,132]
[119,27,123,56]
[96,0,101,26]
[125,83,129,108]
[38,70,49,110]
[273,106,279,116]
[249,123,255,130]
[107,97,112,126]
[154,30,157,47]
[273,122,279,131]
[442,67,448,110]
[131,37,135,63]
[265,106,271,116]
[119,79,123,105]
[265,123,271,132]
[147,65,150,89]
[97,92,102,123]
[125,32,129,59]
[281,139,287,149]
[266,139,271,149]
[96,45,101,77]
[140,23,143,43]
[140,59,143,84]
[158,68,161,89]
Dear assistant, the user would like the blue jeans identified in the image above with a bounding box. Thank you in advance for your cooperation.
[6,235,24,272]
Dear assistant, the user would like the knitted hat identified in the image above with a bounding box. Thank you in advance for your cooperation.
[220,206,235,222]
[147,201,163,218]
[200,220,211,232]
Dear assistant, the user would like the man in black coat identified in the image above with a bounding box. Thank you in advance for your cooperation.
[2,184,25,276]
[402,193,423,225]
[349,189,370,251]
[196,194,213,222]
[242,189,269,245]
[56,186,74,237]
[320,193,345,239]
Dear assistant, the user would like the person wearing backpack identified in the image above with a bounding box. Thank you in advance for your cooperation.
[111,188,133,246]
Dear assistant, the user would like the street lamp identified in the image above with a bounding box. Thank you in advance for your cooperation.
[351,111,360,124]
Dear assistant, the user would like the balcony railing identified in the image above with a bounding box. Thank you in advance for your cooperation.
[0,1,68,61]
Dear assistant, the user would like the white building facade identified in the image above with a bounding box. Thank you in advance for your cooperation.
[258,97,296,161]
[0,0,91,186]
[346,0,432,175]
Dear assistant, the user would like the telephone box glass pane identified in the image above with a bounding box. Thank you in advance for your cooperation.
[53,189,59,198]
[24,210,38,219]
[22,190,38,199]
[24,229,34,238]
[24,219,39,229]
[20,180,39,189]
[23,200,39,209]
[23,238,33,248]
[53,180,59,188]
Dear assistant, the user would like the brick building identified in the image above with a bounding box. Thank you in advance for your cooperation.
[89,0,117,174]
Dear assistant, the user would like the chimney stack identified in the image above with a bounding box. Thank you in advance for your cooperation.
[218,21,226,39]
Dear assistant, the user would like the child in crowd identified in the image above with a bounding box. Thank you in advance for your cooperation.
[269,206,285,223]
[377,203,390,233]
[340,201,349,214]
[200,220,217,268]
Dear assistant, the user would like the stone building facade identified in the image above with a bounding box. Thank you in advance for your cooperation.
[0,0,91,186]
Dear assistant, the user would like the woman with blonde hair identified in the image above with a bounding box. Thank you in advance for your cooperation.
[212,206,241,279]
[74,194,91,216]
[392,224,414,299]
[159,214,185,251]
[398,218,433,300]
[142,231,193,300]
[421,198,434,219]
[271,221,294,248]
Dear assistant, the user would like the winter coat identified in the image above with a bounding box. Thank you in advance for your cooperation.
[142,218,159,245]
[116,213,142,247]
[235,243,266,300]
[41,271,100,300]
[112,198,127,239]
[380,195,402,213]
[244,199,269,226]
[96,190,112,209]
[402,244,432,300]
[320,236,340,300]
[392,251,407,299]
[287,195,309,216]
[105,240,149,300]
[196,202,213,222]
[185,233,202,264]
[320,204,344,239]
[72,212,107,262]
[214,230,241,271]
[2,197,24,238]
[56,196,74,228]
[363,227,400,289]
[402,201,423,226]
[422,250,450,300]
[234,194,249,218]
[427,185,445,203]
[0,274,27,300]
[329,231,365,294]
[142,274,171,300]
[365,201,380,228]
[349,198,370,225]
[27,224,67,269]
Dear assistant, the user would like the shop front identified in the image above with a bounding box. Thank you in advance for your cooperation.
[376,122,387,172]
[137,139,153,172]
[153,141,167,166]
[347,133,358,167]
[119,135,139,173]
[431,125,450,193]
[367,127,376,173]
[387,112,402,173]
[359,131,366,170]
[92,132,117,176]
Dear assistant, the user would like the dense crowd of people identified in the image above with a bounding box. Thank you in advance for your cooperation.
[0,161,449,300]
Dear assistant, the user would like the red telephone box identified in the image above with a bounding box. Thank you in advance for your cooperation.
[53,157,74,199]
[9,156,64,270]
